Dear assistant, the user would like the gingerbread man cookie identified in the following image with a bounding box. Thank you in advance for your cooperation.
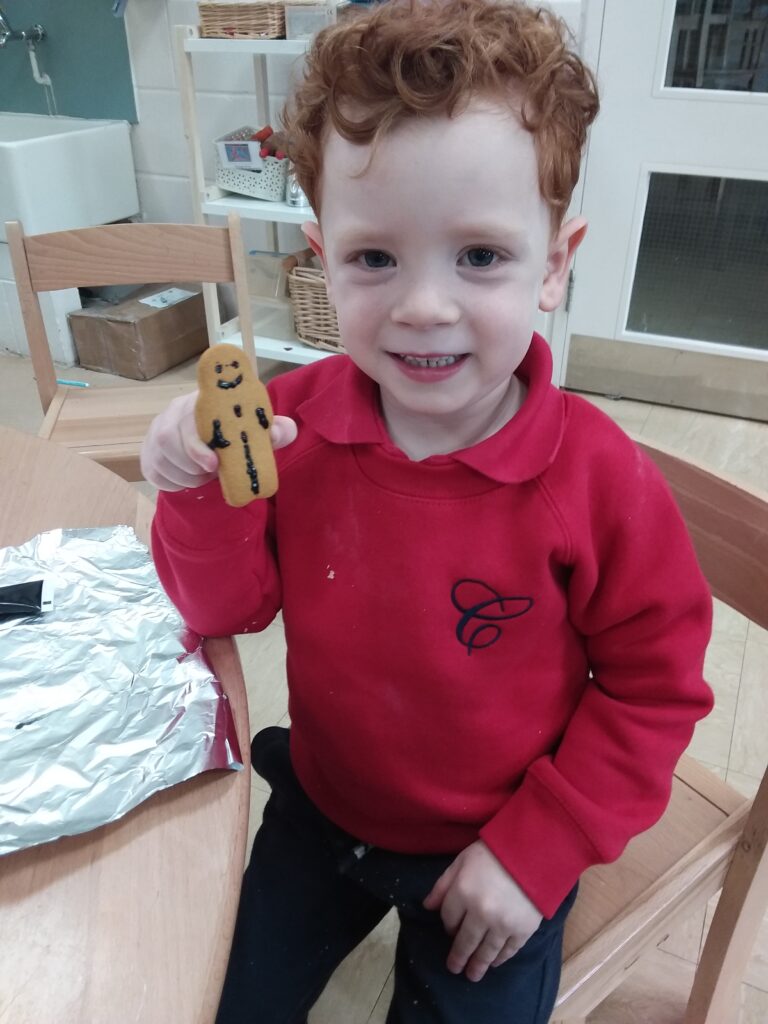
[195,343,278,506]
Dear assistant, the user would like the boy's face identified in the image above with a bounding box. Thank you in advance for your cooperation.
[305,99,585,452]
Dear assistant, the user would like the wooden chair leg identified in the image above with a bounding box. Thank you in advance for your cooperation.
[684,774,768,1023]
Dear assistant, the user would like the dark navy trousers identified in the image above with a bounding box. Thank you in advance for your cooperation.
[215,727,577,1024]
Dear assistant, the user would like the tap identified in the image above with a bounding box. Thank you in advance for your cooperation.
[0,6,45,47]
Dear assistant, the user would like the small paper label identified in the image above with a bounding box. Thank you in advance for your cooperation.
[225,142,253,163]
[41,577,55,613]
[139,288,196,309]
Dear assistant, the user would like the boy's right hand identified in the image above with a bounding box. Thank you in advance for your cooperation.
[140,391,298,493]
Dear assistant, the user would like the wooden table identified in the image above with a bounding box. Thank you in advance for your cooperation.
[0,427,251,1024]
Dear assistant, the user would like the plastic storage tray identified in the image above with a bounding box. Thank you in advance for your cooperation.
[215,157,288,201]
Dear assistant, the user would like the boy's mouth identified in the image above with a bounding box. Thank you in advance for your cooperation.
[390,352,468,368]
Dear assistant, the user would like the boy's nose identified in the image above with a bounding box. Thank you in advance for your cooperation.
[390,279,460,329]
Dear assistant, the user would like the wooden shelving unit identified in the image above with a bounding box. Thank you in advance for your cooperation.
[175,26,332,365]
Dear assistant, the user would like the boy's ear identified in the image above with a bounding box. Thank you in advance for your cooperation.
[302,219,325,261]
[538,216,588,313]
[301,220,333,300]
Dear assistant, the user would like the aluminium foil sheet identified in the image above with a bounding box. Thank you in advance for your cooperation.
[0,526,242,856]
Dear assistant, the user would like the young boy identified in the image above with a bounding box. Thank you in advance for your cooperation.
[141,2,713,1021]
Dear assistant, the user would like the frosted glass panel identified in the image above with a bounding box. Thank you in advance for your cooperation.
[626,173,768,350]
[666,0,768,92]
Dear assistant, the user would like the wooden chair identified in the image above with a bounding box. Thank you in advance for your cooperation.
[553,439,768,1023]
[6,213,255,482]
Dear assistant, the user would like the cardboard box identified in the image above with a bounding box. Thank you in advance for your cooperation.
[68,285,208,381]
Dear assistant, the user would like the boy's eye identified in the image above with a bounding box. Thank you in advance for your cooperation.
[361,250,394,269]
[462,247,497,268]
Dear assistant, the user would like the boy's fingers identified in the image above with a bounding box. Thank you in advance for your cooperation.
[422,861,456,910]
[153,450,216,490]
[270,415,298,449]
[464,933,505,982]
[446,918,487,975]
[422,884,442,910]
[172,394,216,472]
[490,937,520,969]
[181,429,219,473]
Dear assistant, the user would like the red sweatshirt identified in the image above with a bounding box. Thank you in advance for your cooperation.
[152,333,713,917]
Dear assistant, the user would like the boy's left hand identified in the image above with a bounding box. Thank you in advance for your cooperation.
[423,840,542,982]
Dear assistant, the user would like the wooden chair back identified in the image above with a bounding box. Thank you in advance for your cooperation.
[6,214,254,480]
[554,438,768,1023]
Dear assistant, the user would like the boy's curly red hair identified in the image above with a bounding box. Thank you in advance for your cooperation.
[283,0,599,226]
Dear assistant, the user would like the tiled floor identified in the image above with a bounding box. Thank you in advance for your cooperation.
[2,348,767,1022]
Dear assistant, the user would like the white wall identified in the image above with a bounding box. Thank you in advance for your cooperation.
[540,0,583,40]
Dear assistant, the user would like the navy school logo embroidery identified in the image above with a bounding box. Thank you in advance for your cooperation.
[451,579,534,655]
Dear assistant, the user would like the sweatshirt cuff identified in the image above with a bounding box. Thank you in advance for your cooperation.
[479,767,599,919]
[154,479,264,551]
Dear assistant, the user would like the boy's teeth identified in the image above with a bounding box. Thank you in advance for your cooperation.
[402,354,460,368]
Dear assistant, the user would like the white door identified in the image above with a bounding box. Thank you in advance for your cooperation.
[529,0,585,383]
[564,0,768,417]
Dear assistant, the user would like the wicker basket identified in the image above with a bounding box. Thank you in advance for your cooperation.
[287,262,343,352]
[198,2,286,39]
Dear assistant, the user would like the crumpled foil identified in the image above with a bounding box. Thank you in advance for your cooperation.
[0,526,242,856]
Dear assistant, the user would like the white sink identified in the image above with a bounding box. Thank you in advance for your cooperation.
[0,113,139,242]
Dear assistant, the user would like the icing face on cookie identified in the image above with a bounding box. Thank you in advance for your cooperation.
[215,359,244,390]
